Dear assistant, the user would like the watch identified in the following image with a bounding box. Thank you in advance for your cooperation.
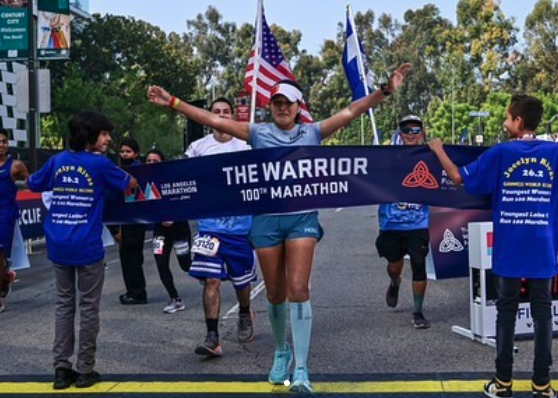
[380,83,391,96]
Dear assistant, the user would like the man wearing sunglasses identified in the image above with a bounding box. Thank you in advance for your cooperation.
[375,115,431,329]
[0,129,29,313]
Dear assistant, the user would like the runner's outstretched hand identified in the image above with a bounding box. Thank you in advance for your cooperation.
[148,85,171,107]
[387,63,411,93]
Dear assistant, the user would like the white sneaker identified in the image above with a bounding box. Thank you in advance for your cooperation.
[0,298,6,314]
[164,298,185,314]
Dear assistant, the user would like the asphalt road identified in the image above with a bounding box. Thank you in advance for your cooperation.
[0,206,554,396]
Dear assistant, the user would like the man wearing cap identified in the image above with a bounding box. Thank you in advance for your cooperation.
[375,115,431,329]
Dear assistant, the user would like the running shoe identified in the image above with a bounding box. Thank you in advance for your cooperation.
[385,277,400,308]
[533,381,557,398]
[237,311,255,342]
[163,298,185,314]
[194,332,222,357]
[268,343,292,385]
[411,312,431,329]
[484,376,512,398]
[290,366,313,394]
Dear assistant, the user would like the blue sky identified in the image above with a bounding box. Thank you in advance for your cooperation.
[89,1,538,55]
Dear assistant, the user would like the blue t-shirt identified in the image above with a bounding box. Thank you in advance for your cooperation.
[248,122,321,149]
[460,140,558,278]
[378,203,429,231]
[27,151,131,266]
[0,156,18,223]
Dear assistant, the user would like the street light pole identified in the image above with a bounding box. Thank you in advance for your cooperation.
[27,0,38,172]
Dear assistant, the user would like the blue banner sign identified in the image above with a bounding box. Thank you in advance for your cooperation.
[104,145,490,224]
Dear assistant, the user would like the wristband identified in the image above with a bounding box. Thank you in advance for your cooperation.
[380,83,391,96]
[169,96,181,109]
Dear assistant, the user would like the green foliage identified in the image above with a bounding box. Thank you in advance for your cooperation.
[39,2,558,154]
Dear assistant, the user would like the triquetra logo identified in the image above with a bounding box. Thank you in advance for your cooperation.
[402,161,439,189]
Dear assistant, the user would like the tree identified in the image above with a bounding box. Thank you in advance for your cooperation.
[523,0,558,93]
[44,14,197,157]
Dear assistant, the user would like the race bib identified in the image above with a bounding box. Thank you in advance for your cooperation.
[192,235,220,257]
[153,236,165,255]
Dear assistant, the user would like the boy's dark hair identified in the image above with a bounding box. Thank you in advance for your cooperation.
[68,111,114,151]
[509,95,543,132]
[119,137,140,154]
[146,148,165,161]
[0,128,8,139]
[209,97,234,114]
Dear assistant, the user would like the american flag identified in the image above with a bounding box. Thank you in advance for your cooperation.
[244,2,312,123]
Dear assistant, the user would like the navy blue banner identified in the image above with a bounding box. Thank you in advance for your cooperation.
[104,145,490,224]
[427,207,492,279]
[16,191,46,240]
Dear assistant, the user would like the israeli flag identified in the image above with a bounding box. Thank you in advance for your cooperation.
[342,13,373,101]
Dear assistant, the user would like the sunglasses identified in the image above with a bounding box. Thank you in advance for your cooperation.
[401,127,422,135]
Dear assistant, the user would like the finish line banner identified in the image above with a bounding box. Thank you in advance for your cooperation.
[104,145,490,224]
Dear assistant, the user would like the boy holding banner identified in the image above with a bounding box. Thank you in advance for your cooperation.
[429,95,558,398]
[0,128,29,313]
[27,112,137,390]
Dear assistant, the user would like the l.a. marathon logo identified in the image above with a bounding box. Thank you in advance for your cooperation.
[125,183,162,202]
[402,161,438,189]
[439,229,464,253]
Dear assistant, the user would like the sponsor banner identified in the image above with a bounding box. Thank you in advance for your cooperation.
[104,145,490,224]
[426,207,492,280]
[37,11,70,59]
[16,190,46,240]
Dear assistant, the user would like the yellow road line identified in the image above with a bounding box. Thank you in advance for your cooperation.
[0,379,536,394]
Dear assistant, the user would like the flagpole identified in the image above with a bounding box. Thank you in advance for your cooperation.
[249,0,264,123]
[347,5,378,145]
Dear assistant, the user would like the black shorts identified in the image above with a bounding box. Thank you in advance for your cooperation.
[375,229,429,263]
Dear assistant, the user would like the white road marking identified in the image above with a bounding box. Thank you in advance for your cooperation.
[223,281,266,319]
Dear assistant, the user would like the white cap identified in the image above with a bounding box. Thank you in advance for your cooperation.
[270,83,303,102]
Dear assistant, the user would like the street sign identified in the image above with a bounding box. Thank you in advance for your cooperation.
[0,6,28,60]
[475,134,484,144]
[469,111,490,117]
[16,69,52,113]
[38,0,69,14]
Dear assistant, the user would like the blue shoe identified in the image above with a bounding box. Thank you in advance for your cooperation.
[290,366,313,394]
[268,343,292,385]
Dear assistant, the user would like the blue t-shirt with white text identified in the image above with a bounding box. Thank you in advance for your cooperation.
[460,140,558,278]
[27,151,130,266]
[378,203,429,231]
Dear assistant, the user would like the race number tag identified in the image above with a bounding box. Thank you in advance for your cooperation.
[192,235,220,257]
[153,236,165,255]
